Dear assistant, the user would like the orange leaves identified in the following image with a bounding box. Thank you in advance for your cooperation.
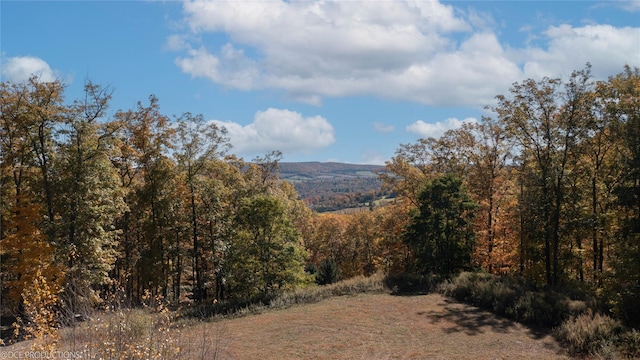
[304,202,412,279]
[2,197,65,309]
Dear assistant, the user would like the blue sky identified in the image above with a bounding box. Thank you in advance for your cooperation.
[2,1,639,164]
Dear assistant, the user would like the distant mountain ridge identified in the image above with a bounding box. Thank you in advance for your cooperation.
[278,162,384,180]
[278,162,390,212]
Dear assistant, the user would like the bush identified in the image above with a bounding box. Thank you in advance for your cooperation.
[384,272,442,294]
[440,271,587,327]
[316,258,340,285]
[555,312,623,357]
[619,329,640,358]
[181,273,386,320]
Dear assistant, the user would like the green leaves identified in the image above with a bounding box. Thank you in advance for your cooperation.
[228,195,308,299]
[404,174,477,275]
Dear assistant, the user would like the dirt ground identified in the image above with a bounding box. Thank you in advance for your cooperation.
[181,293,568,359]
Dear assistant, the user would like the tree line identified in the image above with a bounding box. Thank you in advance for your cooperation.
[385,65,640,327]
[0,80,312,324]
[1,64,638,331]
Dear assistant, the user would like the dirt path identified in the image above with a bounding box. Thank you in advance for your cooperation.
[184,293,568,359]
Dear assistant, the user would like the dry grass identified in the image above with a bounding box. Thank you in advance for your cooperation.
[181,293,568,359]
[4,289,569,359]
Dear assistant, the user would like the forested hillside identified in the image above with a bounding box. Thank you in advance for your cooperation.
[382,65,640,329]
[1,65,639,354]
[279,162,392,212]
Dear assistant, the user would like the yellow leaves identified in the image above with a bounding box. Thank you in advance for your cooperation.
[4,200,64,350]
[2,196,65,309]
[15,269,63,353]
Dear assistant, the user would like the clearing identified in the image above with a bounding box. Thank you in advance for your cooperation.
[180,292,568,359]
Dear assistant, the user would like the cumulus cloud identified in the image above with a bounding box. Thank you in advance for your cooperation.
[176,44,259,90]
[173,0,488,106]
[519,24,640,79]
[171,0,639,107]
[406,117,478,139]
[211,108,335,156]
[2,56,57,82]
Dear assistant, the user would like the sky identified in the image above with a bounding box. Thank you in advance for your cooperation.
[2,0,639,165]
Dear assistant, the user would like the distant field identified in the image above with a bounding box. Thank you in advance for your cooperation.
[179,293,568,359]
[278,162,389,212]
[327,197,396,214]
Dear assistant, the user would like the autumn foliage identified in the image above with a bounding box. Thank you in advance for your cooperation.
[1,64,639,350]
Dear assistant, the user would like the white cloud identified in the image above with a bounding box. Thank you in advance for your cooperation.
[176,44,259,90]
[173,0,495,106]
[373,122,395,133]
[211,108,335,156]
[2,56,57,82]
[164,34,189,52]
[172,1,639,107]
[519,24,640,79]
[406,117,478,139]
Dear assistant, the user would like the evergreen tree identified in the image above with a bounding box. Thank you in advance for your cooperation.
[316,257,340,285]
[404,174,477,275]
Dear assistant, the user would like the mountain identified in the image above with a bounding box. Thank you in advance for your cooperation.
[279,162,384,180]
[278,162,392,212]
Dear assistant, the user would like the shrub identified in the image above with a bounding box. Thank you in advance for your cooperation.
[14,271,62,352]
[182,273,386,320]
[316,258,340,285]
[384,272,442,294]
[555,312,623,357]
[441,271,587,327]
[619,329,640,358]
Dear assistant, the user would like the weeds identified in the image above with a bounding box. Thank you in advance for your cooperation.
[554,312,632,358]
[176,317,228,360]
[59,308,179,359]
[58,290,180,359]
[270,273,386,308]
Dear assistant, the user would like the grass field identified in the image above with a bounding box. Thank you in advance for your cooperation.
[178,293,568,359]
[5,289,569,359]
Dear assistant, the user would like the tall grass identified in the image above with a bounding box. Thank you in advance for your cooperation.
[269,273,386,309]
[59,308,180,360]
[555,312,640,359]
[182,273,387,320]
